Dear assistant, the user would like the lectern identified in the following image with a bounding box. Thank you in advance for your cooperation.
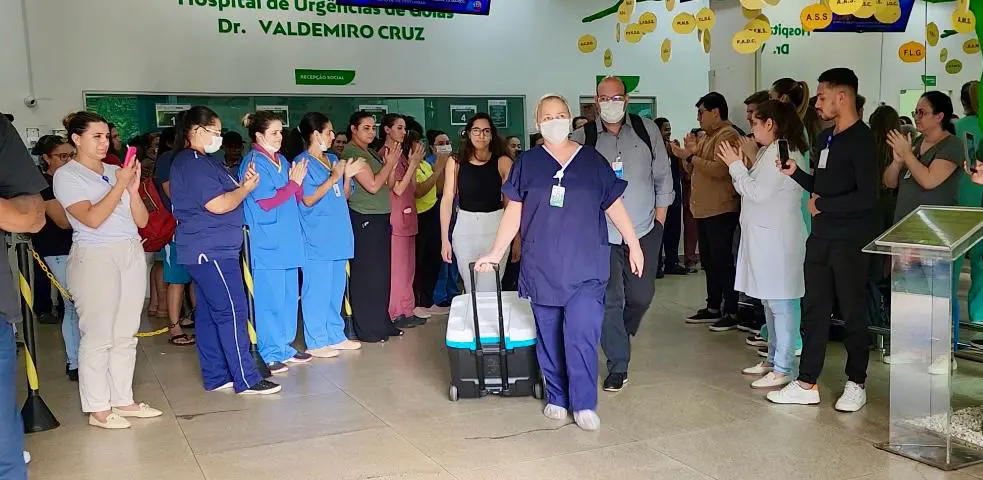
[864,206,983,470]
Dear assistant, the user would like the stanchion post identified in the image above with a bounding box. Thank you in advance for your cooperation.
[241,226,271,378]
[15,240,59,433]
[342,261,355,340]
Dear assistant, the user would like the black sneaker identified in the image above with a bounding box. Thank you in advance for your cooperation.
[66,364,78,382]
[686,308,721,324]
[387,322,405,337]
[239,379,282,395]
[285,352,313,364]
[267,361,289,374]
[410,315,427,326]
[746,334,768,347]
[664,264,689,275]
[394,316,418,329]
[656,268,665,279]
[709,315,741,332]
[603,372,628,392]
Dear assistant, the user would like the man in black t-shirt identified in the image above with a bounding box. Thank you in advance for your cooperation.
[0,115,47,479]
[769,68,878,413]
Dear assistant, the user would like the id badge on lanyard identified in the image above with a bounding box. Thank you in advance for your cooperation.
[551,161,573,208]
[817,135,832,169]
[612,155,624,179]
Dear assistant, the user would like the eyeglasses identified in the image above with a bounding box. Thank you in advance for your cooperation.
[469,128,492,137]
[913,109,932,118]
[199,126,222,136]
[597,95,626,102]
[51,153,73,161]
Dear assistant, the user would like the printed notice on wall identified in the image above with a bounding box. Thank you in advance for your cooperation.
[256,105,290,127]
[488,100,508,128]
[358,105,389,122]
[450,105,477,126]
[155,104,191,128]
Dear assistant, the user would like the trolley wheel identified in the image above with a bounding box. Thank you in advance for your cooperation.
[449,384,459,402]
[533,382,544,400]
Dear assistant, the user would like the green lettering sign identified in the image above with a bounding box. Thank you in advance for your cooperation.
[295,69,356,85]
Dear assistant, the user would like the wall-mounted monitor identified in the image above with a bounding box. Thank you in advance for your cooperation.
[817,0,915,33]
[336,0,490,16]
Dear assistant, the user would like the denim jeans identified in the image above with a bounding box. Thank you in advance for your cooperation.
[0,319,26,479]
[45,255,79,369]
[764,299,800,376]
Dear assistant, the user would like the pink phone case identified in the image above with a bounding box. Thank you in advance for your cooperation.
[123,146,137,167]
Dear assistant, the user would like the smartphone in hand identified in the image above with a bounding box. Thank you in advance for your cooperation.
[778,139,790,169]
[123,146,137,168]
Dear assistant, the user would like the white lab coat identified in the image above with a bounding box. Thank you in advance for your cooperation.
[729,143,807,300]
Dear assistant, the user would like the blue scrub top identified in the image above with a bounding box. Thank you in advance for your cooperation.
[295,151,354,261]
[503,145,627,307]
[239,148,304,269]
[170,149,245,265]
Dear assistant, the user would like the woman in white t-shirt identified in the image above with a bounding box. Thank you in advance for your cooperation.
[53,112,162,430]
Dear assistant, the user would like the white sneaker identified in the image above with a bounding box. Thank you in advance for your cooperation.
[208,382,234,392]
[751,371,791,389]
[834,381,867,412]
[928,356,957,375]
[543,404,568,420]
[767,381,820,405]
[742,362,773,375]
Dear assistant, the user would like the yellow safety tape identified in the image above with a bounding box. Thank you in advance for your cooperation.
[343,261,352,316]
[18,273,34,316]
[246,320,257,344]
[24,349,39,391]
[242,259,254,295]
[135,327,171,338]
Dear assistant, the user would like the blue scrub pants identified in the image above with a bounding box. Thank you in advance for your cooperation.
[186,258,263,393]
[0,320,25,480]
[531,282,605,412]
[301,259,348,349]
[253,268,300,363]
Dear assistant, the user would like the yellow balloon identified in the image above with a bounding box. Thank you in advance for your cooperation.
[964,38,981,54]
[740,0,764,9]
[672,12,697,34]
[618,2,632,24]
[897,41,925,63]
[829,0,862,16]
[577,34,598,54]
[801,3,833,32]
[732,30,761,54]
[638,12,658,33]
[616,23,622,42]
[957,0,969,11]
[666,0,676,12]
[763,0,781,5]
[624,23,644,44]
[743,7,761,19]
[661,38,672,63]
[946,59,963,75]
[854,0,875,18]
[874,0,901,24]
[696,7,717,31]
[702,29,712,54]
[940,47,948,63]
[926,22,940,47]
[604,49,613,68]
[744,16,771,41]
[953,10,976,34]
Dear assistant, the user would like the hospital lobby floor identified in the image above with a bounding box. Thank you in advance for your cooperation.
[17,271,983,480]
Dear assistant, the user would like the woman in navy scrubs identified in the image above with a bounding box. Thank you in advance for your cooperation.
[169,106,280,395]
[475,94,642,431]
[239,111,311,373]
[292,112,366,357]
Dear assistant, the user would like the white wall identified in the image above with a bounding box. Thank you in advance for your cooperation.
[3,0,713,140]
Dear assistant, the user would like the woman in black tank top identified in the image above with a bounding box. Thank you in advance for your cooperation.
[439,113,516,292]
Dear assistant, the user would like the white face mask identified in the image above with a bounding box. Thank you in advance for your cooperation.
[599,100,627,124]
[539,118,572,145]
[316,133,329,152]
[259,139,278,154]
[204,134,222,154]
[434,144,452,155]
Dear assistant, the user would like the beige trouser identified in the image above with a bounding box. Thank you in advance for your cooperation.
[67,238,147,413]
[452,209,508,293]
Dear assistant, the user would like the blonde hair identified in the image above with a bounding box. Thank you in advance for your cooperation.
[535,93,571,122]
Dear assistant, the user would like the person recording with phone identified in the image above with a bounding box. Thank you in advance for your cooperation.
[717,100,807,390]
[170,106,281,395]
[54,112,162,429]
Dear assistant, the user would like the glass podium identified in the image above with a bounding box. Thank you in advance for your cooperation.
[863,206,983,470]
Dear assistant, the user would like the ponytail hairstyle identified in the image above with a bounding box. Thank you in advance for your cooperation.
[868,105,901,193]
[31,134,67,156]
[921,90,956,135]
[241,111,281,143]
[752,99,809,154]
[371,113,404,151]
[960,81,979,117]
[288,111,332,157]
[772,78,810,119]
[174,105,219,154]
[62,111,109,148]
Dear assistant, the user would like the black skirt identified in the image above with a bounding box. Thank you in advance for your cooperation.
[349,210,393,342]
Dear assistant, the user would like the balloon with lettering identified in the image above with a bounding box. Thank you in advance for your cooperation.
[732,29,762,54]
[672,12,697,34]
[946,59,963,74]
[898,41,925,63]
[926,22,940,47]
[696,7,716,31]
[639,12,657,33]
[829,0,862,16]
[661,38,673,63]
[874,0,902,24]
[953,9,976,34]
[578,34,598,54]
[740,0,764,9]
[964,38,981,55]
[604,48,613,68]
[854,0,875,18]
[801,3,833,32]
[940,47,949,63]
[624,23,644,43]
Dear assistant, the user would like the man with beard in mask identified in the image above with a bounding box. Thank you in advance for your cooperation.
[571,76,674,392]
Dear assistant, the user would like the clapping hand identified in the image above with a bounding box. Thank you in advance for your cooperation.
[345,157,367,178]
[289,158,308,185]
[886,130,913,163]
[408,142,426,167]
[241,162,260,192]
[738,136,758,162]
[716,142,742,166]
[383,144,401,165]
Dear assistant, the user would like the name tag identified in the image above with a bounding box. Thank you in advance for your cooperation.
[612,160,624,179]
[549,185,566,208]
[333,184,342,197]
[818,149,830,169]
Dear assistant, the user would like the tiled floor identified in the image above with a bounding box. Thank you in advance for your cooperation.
[17,271,983,479]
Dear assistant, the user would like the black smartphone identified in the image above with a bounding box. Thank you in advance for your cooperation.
[778,139,790,169]
[690,128,703,135]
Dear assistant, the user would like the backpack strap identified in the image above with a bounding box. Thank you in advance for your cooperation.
[628,113,654,159]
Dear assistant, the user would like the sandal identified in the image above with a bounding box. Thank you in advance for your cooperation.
[168,333,196,346]
[179,312,196,329]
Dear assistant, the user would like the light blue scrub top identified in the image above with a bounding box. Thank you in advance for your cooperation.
[295,151,354,261]
[240,148,304,270]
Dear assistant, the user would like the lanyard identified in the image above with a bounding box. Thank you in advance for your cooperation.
[547,145,581,186]
[825,135,833,150]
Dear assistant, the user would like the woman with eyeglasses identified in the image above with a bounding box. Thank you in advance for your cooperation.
[474,94,640,431]
[170,106,280,395]
[440,113,515,292]
[54,112,161,429]
[240,111,310,374]
[344,111,401,342]
[31,135,79,381]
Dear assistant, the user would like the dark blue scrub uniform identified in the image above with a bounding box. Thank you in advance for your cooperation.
[239,148,305,364]
[295,152,353,349]
[170,149,262,393]
[503,145,626,412]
